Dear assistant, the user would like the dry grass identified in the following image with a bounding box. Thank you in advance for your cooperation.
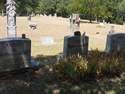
[0,16,125,56]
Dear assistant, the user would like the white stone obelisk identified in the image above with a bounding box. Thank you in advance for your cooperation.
[6,0,16,37]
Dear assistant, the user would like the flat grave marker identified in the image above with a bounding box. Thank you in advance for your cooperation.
[40,36,55,46]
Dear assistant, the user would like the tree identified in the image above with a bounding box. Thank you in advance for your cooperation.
[81,0,98,22]
[119,0,125,21]
[0,0,123,24]
[16,0,39,16]
[104,0,123,23]
[66,0,110,22]
[67,0,82,14]
[0,0,6,16]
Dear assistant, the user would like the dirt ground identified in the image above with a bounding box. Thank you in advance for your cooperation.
[0,16,125,56]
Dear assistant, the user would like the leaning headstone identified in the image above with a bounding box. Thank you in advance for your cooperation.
[0,35,31,72]
[105,33,125,53]
[63,31,89,57]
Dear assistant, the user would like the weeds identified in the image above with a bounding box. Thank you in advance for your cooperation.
[54,50,125,81]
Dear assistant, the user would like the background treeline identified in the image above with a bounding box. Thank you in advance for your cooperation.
[1,0,125,24]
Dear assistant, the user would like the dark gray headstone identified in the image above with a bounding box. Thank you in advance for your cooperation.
[63,32,89,57]
[105,33,125,53]
[0,37,31,72]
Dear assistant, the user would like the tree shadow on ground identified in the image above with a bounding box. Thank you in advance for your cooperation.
[0,55,125,94]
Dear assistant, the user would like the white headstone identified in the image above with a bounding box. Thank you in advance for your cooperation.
[6,0,16,37]
[69,14,80,32]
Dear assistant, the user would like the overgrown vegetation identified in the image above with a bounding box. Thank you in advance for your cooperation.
[0,0,125,24]
[0,52,125,94]
[54,50,125,81]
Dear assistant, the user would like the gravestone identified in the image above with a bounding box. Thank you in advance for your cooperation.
[0,0,38,72]
[63,31,89,57]
[69,14,80,32]
[28,15,31,21]
[40,36,55,45]
[6,0,16,37]
[105,33,125,53]
[108,26,115,34]
[0,35,31,72]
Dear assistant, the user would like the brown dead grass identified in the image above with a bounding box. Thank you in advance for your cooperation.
[0,16,125,56]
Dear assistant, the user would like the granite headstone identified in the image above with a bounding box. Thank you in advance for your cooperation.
[0,35,31,72]
[105,33,125,53]
[63,31,89,57]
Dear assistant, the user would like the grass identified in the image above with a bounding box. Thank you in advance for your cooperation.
[0,16,125,56]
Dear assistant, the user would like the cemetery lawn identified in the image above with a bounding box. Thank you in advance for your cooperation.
[0,16,125,56]
[0,16,125,94]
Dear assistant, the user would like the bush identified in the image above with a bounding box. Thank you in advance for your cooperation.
[54,50,125,81]
[54,57,88,80]
[114,17,123,25]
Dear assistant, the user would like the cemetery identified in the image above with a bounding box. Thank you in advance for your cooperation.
[0,0,125,94]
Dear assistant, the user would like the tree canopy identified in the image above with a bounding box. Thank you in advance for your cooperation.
[0,0,125,24]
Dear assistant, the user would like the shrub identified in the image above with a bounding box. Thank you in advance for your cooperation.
[54,50,125,81]
[54,57,88,80]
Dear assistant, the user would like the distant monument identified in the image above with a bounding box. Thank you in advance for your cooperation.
[69,14,80,32]
[108,26,115,34]
[6,0,16,37]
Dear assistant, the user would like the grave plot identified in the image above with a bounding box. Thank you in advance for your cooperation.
[63,31,89,57]
[105,33,125,53]
[0,0,39,76]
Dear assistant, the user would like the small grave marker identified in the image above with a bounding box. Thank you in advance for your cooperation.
[40,36,55,45]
